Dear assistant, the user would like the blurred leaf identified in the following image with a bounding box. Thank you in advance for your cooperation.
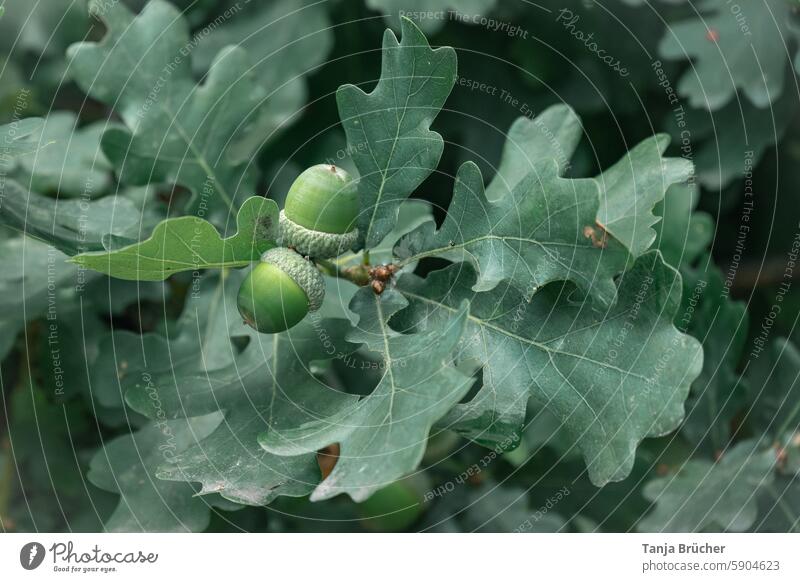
[67,0,269,217]
[5,386,111,532]
[88,412,225,532]
[0,117,43,172]
[653,182,714,268]
[747,338,800,438]
[664,88,797,189]
[0,237,78,359]
[12,112,113,198]
[659,0,797,110]
[424,481,567,532]
[192,0,333,158]
[679,262,749,455]
[0,0,88,57]
[0,180,140,255]
[639,439,777,532]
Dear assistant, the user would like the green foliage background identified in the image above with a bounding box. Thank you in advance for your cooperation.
[0,0,798,533]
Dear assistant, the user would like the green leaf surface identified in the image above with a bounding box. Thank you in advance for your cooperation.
[337,17,456,248]
[639,439,777,532]
[0,180,140,255]
[0,0,88,60]
[192,0,333,158]
[5,386,113,532]
[679,262,748,455]
[394,252,703,486]
[396,161,628,307]
[71,196,278,280]
[659,0,798,110]
[424,481,567,532]
[88,413,225,532]
[664,88,797,189]
[152,319,354,506]
[752,476,800,532]
[12,112,113,198]
[748,338,800,438]
[114,270,350,506]
[67,0,268,216]
[260,287,473,502]
[596,135,694,257]
[0,117,42,171]
[653,182,714,269]
[0,237,78,359]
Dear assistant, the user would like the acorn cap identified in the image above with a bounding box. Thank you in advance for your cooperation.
[262,247,325,312]
[279,210,359,259]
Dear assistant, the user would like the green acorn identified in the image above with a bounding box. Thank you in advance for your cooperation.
[279,164,359,258]
[237,247,325,334]
[358,481,424,532]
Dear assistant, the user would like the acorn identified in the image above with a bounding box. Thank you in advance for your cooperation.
[279,164,359,258]
[358,481,424,532]
[237,247,325,334]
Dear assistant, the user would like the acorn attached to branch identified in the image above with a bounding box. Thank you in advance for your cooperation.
[279,164,359,259]
[237,247,325,334]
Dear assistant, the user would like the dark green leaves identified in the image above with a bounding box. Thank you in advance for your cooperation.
[88,413,225,532]
[659,0,797,110]
[116,269,353,506]
[151,320,350,506]
[260,287,473,502]
[395,252,703,486]
[679,264,748,455]
[67,0,268,216]
[484,105,582,201]
[639,439,777,532]
[0,117,42,171]
[397,160,628,307]
[748,338,800,438]
[71,196,278,280]
[192,0,333,158]
[337,17,456,248]
[12,112,113,197]
[0,179,140,255]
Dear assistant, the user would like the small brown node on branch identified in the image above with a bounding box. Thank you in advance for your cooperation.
[371,280,386,295]
[373,266,391,281]
[317,443,340,480]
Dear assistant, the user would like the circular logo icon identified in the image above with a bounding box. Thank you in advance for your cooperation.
[20,542,46,570]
